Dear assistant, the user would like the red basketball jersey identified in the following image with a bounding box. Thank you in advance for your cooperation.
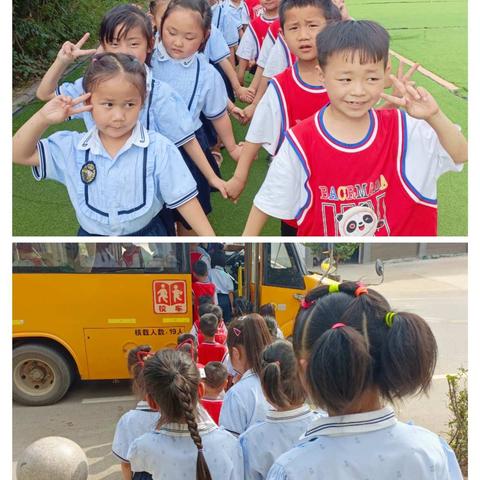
[245,0,263,19]
[286,107,438,236]
[267,19,281,42]
[200,398,223,425]
[266,20,296,68]
[192,281,216,323]
[248,15,277,59]
[197,341,228,365]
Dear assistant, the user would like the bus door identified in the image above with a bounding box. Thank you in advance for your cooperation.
[258,243,309,337]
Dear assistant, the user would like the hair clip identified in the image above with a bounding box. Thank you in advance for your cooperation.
[328,283,340,293]
[301,298,314,309]
[331,322,346,329]
[354,286,368,297]
[384,311,396,328]
[233,327,242,337]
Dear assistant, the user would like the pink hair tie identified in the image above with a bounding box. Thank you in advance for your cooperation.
[301,298,314,309]
[331,323,346,329]
[354,286,368,297]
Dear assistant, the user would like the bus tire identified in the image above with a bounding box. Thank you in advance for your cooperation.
[13,344,72,406]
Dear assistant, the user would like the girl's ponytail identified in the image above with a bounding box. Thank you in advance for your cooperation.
[308,325,372,413]
[379,311,437,401]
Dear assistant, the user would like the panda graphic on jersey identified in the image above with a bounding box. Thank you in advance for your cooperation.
[336,204,383,236]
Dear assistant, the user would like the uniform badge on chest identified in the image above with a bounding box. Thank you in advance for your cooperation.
[80,161,97,184]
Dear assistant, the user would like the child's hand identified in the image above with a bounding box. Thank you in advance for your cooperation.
[57,33,97,65]
[242,104,256,124]
[381,75,439,121]
[229,105,247,124]
[39,93,92,125]
[235,86,256,103]
[225,176,246,202]
[209,176,229,199]
[383,61,419,107]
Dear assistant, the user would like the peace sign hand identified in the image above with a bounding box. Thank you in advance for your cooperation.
[57,33,98,65]
[380,75,439,121]
[39,93,93,125]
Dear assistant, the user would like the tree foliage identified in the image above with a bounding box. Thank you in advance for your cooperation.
[13,0,120,85]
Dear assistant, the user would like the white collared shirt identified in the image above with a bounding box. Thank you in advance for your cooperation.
[219,369,269,436]
[266,406,463,479]
[204,24,231,64]
[240,404,320,480]
[33,122,198,235]
[226,0,250,26]
[57,65,195,147]
[127,416,244,480]
[112,400,160,462]
[212,2,240,46]
[152,42,228,131]
[209,265,234,294]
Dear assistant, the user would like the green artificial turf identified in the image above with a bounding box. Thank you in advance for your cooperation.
[12,1,467,236]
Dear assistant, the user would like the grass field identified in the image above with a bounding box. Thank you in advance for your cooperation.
[12,0,467,236]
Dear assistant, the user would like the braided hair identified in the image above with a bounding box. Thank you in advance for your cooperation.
[143,349,212,480]
[293,281,437,413]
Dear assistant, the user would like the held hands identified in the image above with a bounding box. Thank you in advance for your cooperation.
[39,93,92,125]
[57,32,97,65]
[235,86,256,104]
[209,176,229,200]
[225,176,246,202]
[381,74,439,121]
[229,105,248,124]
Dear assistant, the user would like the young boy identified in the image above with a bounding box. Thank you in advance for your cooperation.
[200,362,229,425]
[244,20,467,236]
[227,0,341,235]
[192,260,217,325]
[236,0,280,86]
[197,313,229,365]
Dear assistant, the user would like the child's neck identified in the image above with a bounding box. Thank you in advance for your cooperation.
[296,59,323,86]
[203,335,215,342]
[323,104,372,144]
[98,130,132,158]
[204,386,224,399]
[273,401,304,412]
[328,388,382,417]
[230,0,242,6]
[263,8,278,19]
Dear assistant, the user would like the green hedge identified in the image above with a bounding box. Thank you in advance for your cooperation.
[13,0,129,86]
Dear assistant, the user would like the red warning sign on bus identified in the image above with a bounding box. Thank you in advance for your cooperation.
[152,280,187,314]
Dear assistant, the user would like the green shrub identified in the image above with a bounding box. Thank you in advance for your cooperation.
[446,368,468,477]
[12,0,131,86]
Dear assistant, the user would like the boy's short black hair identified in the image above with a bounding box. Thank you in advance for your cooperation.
[316,20,390,69]
[193,260,208,277]
[279,0,342,29]
[204,361,228,389]
[200,313,219,337]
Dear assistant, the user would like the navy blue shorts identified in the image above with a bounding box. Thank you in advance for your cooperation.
[132,472,153,480]
[77,210,173,236]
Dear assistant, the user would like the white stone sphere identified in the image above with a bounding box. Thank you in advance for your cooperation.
[16,436,88,480]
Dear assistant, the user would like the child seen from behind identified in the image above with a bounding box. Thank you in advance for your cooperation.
[200,361,229,424]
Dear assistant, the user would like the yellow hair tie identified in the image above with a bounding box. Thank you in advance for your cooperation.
[328,283,340,293]
[385,311,396,328]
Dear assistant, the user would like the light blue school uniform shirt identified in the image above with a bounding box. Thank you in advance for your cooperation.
[219,369,269,436]
[56,64,195,147]
[127,417,244,480]
[226,0,250,27]
[266,406,463,480]
[112,400,160,462]
[151,42,228,131]
[33,122,198,235]
[212,2,240,47]
[240,405,319,480]
[205,24,231,64]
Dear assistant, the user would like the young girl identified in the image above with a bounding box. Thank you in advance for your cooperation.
[266,282,463,479]
[112,345,158,480]
[13,52,215,236]
[127,349,244,480]
[36,4,228,227]
[219,314,272,436]
[152,0,244,230]
[240,340,319,479]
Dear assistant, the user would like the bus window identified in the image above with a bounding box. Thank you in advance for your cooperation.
[13,243,188,274]
[263,243,305,289]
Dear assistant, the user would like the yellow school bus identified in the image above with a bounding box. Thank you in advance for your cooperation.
[13,242,328,405]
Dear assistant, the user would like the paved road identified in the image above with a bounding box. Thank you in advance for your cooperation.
[12,255,468,479]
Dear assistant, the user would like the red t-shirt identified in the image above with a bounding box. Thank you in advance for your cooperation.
[192,281,217,323]
[198,341,228,365]
[200,398,224,425]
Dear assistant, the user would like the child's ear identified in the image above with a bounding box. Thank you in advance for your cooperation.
[385,58,392,76]
[146,393,160,411]
[315,64,325,83]
[198,380,205,399]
